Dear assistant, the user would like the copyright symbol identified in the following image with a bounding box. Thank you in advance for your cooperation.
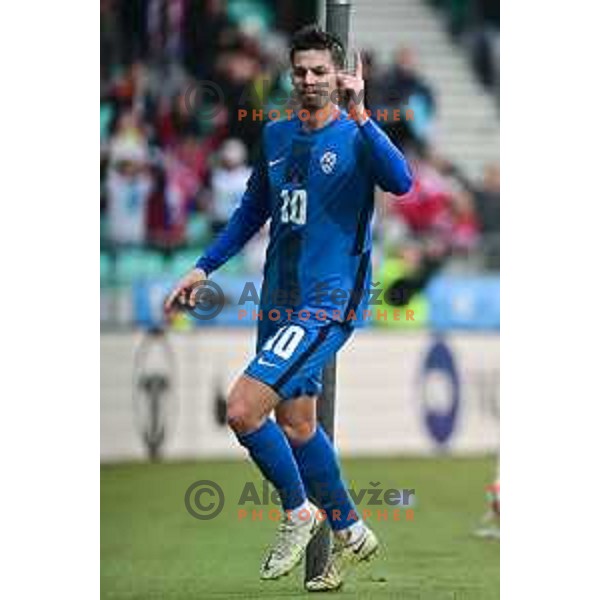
[184,480,225,520]
[182,280,225,322]
[184,80,224,120]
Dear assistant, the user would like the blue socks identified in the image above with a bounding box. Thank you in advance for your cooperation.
[236,420,358,529]
[236,418,307,511]
[291,425,357,531]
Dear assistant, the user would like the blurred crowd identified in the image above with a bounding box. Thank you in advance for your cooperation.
[430,0,499,100]
[100,0,275,254]
[100,0,500,290]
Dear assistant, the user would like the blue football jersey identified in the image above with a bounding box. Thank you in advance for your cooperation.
[197,112,412,327]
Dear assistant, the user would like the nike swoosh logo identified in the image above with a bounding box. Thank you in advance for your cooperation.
[268,157,285,167]
[352,536,368,555]
[258,357,276,367]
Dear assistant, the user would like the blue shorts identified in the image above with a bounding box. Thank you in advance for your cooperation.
[245,316,354,400]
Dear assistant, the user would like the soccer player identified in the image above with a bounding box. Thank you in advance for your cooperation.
[165,25,413,592]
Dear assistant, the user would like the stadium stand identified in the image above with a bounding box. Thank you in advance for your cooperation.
[100,0,499,331]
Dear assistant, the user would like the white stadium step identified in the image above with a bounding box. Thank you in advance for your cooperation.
[336,0,499,178]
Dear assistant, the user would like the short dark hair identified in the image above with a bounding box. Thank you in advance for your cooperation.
[289,24,346,69]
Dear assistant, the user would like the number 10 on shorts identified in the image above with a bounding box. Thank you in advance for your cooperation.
[263,325,305,360]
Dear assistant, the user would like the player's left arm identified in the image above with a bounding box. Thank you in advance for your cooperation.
[338,53,413,195]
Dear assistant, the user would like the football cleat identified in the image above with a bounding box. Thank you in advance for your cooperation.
[305,525,379,592]
[260,502,320,580]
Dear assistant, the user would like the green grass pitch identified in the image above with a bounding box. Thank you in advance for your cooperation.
[101,456,499,599]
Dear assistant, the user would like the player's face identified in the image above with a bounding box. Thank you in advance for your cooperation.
[291,49,339,111]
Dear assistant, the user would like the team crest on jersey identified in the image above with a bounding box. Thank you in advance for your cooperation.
[320,151,337,174]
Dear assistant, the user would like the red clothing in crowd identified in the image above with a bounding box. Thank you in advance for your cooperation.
[389,163,452,233]
[387,161,480,250]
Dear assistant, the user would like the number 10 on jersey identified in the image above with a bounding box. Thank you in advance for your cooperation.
[280,189,307,225]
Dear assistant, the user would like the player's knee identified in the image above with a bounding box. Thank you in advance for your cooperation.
[226,391,258,434]
[226,403,255,434]
[278,417,316,445]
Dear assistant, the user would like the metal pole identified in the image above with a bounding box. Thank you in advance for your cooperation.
[305,0,351,584]
[325,0,351,58]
